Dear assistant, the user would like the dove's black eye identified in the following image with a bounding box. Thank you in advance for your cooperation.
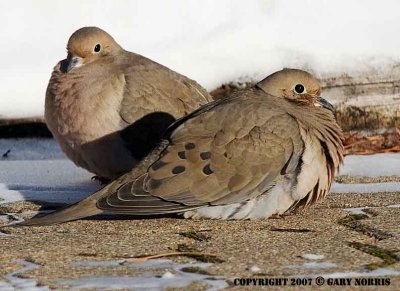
[94,44,101,53]
[294,84,305,94]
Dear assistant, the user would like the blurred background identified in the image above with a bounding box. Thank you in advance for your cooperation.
[0,0,399,151]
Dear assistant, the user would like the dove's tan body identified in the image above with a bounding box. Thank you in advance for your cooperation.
[21,69,343,226]
[45,27,212,179]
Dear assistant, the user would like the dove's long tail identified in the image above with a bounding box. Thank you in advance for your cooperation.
[16,186,109,226]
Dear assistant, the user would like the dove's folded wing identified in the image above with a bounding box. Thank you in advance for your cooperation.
[96,93,304,215]
[119,54,212,125]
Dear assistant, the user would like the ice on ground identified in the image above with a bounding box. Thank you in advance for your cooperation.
[0,257,228,290]
[1,0,400,119]
[301,254,325,260]
[161,271,175,279]
[63,259,228,291]
[72,260,127,267]
[0,139,100,206]
[248,265,261,273]
[0,139,65,160]
[388,204,400,208]
[345,207,370,216]
[0,259,49,291]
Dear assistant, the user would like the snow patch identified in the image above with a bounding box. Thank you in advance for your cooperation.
[387,204,400,208]
[0,259,49,290]
[161,271,175,279]
[345,208,370,216]
[301,254,325,260]
[63,259,227,291]
[248,265,261,273]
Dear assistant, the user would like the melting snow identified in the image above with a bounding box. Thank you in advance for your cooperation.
[248,265,261,273]
[301,254,325,260]
[0,259,49,290]
[63,259,228,291]
[345,207,371,216]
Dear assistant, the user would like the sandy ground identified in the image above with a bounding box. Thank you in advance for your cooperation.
[0,189,399,290]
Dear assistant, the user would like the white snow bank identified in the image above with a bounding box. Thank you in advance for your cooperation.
[1,0,400,118]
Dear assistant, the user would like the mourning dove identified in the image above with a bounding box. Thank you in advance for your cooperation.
[20,69,343,225]
[45,27,212,180]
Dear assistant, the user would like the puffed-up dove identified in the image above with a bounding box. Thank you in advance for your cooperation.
[45,27,212,180]
[20,69,343,225]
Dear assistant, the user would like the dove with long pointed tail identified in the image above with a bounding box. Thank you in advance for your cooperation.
[45,26,212,180]
[20,69,343,226]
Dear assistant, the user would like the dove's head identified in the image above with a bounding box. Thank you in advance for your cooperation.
[64,27,122,72]
[256,69,334,111]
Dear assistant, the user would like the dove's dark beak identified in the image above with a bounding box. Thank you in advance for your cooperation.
[316,97,335,112]
[66,56,83,72]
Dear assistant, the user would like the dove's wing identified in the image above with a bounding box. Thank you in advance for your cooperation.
[118,52,212,125]
[96,90,305,214]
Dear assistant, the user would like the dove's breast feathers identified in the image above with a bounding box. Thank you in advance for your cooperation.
[46,63,126,144]
[46,52,210,145]
[45,51,212,179]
